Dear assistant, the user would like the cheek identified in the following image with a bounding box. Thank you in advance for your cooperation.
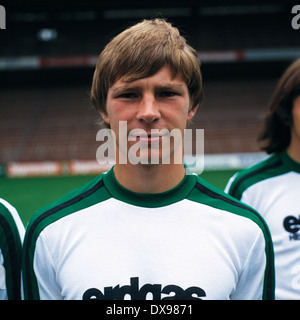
[164,99,190,118]
[292,108,300,129]
[106,103,130,126]
[292,117,300,135]
[292,97,300,126]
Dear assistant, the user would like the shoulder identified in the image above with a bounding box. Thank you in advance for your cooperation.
[189,175,270,236]
[22,174,111,299]
[22,174,108,300]
[24,174,108,246]
[226,153,287,200]
[189,175,275,299]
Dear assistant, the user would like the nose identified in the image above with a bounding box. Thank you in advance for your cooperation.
[136,94,161,124]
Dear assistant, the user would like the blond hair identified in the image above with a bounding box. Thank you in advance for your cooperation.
[91,18,203,117]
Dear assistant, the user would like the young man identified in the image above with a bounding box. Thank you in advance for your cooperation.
[226,58,300,299]
[0,198,24,300]
[22,19,274,300]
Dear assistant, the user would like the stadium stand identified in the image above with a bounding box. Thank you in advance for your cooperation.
[0,1,298,166]
[195,80,275,154]
[0,86,99,162]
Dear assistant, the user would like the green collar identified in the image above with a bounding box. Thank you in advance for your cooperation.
[281,150,300,173]
[103,167,197,208]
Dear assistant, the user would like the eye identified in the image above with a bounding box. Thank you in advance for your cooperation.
[159,91,177,97]
[118,92,138,99]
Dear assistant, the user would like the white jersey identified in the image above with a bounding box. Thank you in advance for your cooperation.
[226,151,300,299]
[23,167,274,300]
[0,198,25,300]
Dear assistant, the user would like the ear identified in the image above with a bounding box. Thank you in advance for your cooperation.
[187,104,199,122]
[99,111,110,126]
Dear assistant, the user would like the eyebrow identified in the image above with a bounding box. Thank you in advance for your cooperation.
[157,84,186,92]
[111,85,140,97]
[111,83,186,96]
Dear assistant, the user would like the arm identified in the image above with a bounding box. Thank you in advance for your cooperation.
[23,232,63,300]
[231,230,273,300]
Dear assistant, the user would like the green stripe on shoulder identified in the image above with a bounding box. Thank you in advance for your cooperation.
[22,173,110,300]
[227,153,286,200]
[190,175,269,231]
[26,174,108,235]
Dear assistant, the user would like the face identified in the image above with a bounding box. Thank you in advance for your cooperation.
[290,96,300,146]
[100,65,198,165]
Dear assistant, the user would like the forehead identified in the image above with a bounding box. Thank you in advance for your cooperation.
[109,65,187,91]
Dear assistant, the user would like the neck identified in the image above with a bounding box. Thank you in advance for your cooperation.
[113,163,186,193]
[287,145,300,164]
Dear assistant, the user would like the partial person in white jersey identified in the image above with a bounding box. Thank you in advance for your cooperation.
[226,58,300,300]
[0,198,24,300]
[22,18,275,300]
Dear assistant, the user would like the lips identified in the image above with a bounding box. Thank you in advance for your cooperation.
[128,129,169,143]
[129,134,162,144]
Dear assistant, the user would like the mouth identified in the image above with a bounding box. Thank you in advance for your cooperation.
[128,129,169,143]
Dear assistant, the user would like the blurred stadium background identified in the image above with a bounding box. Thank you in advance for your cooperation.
[0,0,299,224]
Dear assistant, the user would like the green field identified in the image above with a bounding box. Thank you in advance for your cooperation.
[0,169,237,226]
